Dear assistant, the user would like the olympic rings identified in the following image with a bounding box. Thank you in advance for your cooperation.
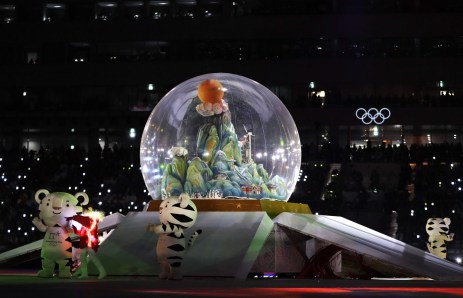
[355,108,391,125]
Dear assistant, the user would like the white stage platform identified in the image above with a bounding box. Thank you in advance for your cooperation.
[2,211,463,281]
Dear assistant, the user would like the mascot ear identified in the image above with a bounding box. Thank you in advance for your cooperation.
[179,193,191,208]
[75,192,90,206]
[35,189,50,204]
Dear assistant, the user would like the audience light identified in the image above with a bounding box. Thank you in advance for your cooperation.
[129,128,136,138]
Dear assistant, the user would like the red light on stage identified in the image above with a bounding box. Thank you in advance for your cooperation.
[131,287,463,297]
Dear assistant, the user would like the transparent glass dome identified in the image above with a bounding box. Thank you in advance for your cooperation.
[140,73,301,201]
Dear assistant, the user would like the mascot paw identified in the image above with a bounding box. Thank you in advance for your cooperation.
[37,270,54,278]
[32,217,41,226]
[98,272,107,280]
[78,274,89,279]
[58,271,72,279]
[158,272,169,280]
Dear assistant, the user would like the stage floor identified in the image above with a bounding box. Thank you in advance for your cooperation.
[1,270,462,298]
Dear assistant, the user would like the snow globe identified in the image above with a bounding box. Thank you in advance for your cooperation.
[140,73,301,201]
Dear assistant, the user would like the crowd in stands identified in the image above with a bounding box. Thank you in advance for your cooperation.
[302,141,463,164]
[296,141,462,252]
[0,141,462,260]
[306,92,463,109]
[0,144,148,252]
[4,88,463,113]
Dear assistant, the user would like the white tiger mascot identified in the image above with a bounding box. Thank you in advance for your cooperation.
[425,217,454,259]
[32,189,89,278]
[147,193,201,280]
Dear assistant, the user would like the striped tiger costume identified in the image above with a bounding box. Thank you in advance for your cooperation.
[32,189,89,278]
[147,193,201,280]
[425,217,454,259]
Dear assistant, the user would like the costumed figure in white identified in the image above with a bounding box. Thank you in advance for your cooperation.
[425,217,454,259]
[69,208,107,279]
[32,189,89,278]
[147,193,202,280]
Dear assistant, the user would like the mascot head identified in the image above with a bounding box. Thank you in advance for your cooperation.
[35,189,89,227]
[426,217,451,237]
[159,193,197,230]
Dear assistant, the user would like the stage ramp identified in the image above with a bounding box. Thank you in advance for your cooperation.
[95,211,274,279]
[273,213,463,280]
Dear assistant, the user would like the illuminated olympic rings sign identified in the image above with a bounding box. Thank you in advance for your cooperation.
[355,108,391,125]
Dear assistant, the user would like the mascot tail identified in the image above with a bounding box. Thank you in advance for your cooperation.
[187,229,202,248]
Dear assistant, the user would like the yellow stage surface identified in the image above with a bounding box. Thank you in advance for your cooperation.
[146,199,311,218]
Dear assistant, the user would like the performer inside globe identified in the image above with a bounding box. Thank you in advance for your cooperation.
[69,206,107,279]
